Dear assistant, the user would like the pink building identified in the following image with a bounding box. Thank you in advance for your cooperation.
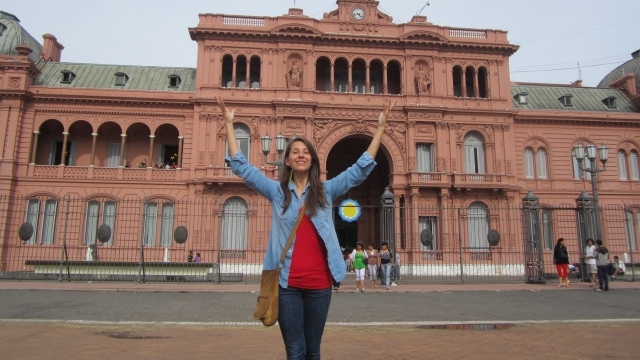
[1,1,639,282]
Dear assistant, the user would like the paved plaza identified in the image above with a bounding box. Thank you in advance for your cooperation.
[0,279,639,359]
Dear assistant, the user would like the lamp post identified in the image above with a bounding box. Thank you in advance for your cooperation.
[261,133,287,170]
[572,143,608,240]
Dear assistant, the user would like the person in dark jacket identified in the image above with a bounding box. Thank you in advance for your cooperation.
[595,239,610,292]
[553,238,570,288]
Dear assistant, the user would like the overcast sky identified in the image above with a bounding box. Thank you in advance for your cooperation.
[4,0,639,87]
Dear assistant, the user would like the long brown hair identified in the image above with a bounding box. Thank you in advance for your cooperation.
[279,137,326,216]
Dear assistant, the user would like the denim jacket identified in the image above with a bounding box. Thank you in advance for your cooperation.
[227,150,377,288]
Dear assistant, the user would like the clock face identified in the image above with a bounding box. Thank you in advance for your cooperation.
[352,7,365,20]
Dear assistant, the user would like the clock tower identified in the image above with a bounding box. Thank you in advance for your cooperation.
[323,0,392,23]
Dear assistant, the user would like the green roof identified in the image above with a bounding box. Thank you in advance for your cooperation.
[0,11,42,63]
[511,84,638,113]
[34,62,196,92]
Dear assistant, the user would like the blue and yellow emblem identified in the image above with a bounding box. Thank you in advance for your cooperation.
[338,199,361,222]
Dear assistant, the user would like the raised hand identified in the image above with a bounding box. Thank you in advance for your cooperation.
[217,96,235,124]
[378,100,397,127]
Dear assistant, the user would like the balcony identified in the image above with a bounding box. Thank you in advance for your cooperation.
[452,173,506,190]
[29,165,183,182]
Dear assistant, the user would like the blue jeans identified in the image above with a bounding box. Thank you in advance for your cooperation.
[279,286,332,360]
[597,266,609,291]
[380,263,392,287]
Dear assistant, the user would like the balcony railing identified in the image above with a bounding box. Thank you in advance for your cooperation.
[452,173,505,188]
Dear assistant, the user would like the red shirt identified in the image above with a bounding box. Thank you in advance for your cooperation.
[287,214,332,289]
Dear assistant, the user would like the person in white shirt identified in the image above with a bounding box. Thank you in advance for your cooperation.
[612,255,626,280]
[584,239,597,287]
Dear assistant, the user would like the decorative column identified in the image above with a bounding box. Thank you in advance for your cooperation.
[245,60,250,88]
[177,136,184,169]
[522,190,545,284]
[231,58,237,88]
[348,63,353,92]
[119,134,126,167]
[383,65,388,94]
[365,64,371,94]
[90,133,97,166]
[30,131,40,164]
[59,132,69,166]
[148,135,155,168]
[330,62,335,92]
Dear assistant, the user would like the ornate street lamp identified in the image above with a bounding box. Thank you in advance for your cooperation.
[573,143,608,240]
[261,134,287,170]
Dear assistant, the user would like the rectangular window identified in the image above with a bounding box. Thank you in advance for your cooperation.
[143,202,158,246]
[418,216,437,250]
[524,149,534,179]
[102,201,116,245]
[48,141,76,166]
[107,143,122,167]
[84,201,99,245]
[41,200,57,244]
[160,203,174,247]
[536,150,548,179]
[630,153,639,180]
[25,199,41,244]
[416,144,434,172]
[618,151,628,180]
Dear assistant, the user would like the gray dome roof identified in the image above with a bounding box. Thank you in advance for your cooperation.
[598,49,640,90]
[0,11,42,63]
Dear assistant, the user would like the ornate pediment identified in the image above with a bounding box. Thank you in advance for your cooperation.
[401,31,448,43]
[270,24,322,37]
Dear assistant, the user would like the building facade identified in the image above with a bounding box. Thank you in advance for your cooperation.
[1,1,639,281]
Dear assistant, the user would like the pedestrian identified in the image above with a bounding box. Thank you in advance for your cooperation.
[365,243,380,289]
[393,251,401,282]
[193,252,201,263]
[379,242,393,290]
[187,250,193,263]
[595,239,610,292]
[553,237,570,287]
[584,238,598,287]
[219,96,393,360]
[611,255,626,280]
[350,242,368,293]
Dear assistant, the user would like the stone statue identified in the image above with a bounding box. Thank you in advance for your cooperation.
[286,59,301,88]
[415,65,431,94]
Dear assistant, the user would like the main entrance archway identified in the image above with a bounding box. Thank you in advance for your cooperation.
[326,136,390,252]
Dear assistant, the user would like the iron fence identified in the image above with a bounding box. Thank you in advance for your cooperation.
[0,194,637,284]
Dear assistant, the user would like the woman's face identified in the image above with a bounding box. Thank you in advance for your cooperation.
[587,240,594,246]
[285,140,312,173]
[356,244,363,250]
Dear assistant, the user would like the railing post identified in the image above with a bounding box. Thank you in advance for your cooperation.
[522,190,545,284]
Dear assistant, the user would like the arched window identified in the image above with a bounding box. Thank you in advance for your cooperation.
[249,55,261,89]
[236,55,247,88]
[25,197,58,245]
[618,150,640,180]
[226,123,250,160]
[467,201,489,250]
[222,197,248,251]
[464,133,485,175]
[221,54,233,87]
[142,201,174,247]
[465,66,475,97]
[334,58,349,93]
[525,147,548,179]
[524,148,534,179]
[478,66,488,98]
[452,66,463,97]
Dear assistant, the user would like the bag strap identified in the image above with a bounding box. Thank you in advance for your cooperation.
[279,202,308,264]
